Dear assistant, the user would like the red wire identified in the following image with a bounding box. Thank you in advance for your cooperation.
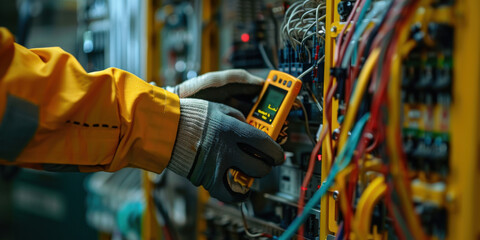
[329,4,391,238]
[363,2,423,238]
[325,0,362,135]
[317,1,419,239]
[325,80,338,129]
[387,5,425,232]
[337,0,367,68]
[324,80,338,162]
[343,26,374,115]
[162,225,172,240]
[365,134,379,153]
[385,182,408,240]
[297,125,329,236]
[340,1,418,237]
[365,28,400,148]
[261,233,273,238]
[323,0,365,167]
[330,1,421,239]
[344,66,353,113]
[334,0,363,63]
[342,169,356,238]
[371,0,418,142]
[342,117,373,237]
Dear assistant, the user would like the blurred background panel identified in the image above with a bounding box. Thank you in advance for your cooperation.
[10,170,96,240]
[0,1,94,240]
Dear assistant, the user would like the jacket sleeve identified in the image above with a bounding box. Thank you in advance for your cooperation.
[0,27,180,173]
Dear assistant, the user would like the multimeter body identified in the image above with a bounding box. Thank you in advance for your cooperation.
[230,70,302,189]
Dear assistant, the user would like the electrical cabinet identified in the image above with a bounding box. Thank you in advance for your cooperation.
[84,0,480,239]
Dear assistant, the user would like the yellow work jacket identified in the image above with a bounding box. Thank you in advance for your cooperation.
[0,27,180,173]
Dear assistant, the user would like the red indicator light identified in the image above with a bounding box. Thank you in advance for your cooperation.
[241,33,250,42]
[301,187,308,191]
[317,185,320,189]
[317,154,322,161]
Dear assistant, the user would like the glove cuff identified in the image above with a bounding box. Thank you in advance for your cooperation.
[167,98,208,177]
[164,86,179,95]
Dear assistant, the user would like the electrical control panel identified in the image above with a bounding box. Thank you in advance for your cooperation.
[316,1,479,240]
[82,0,480,239]
[200,0,479,240]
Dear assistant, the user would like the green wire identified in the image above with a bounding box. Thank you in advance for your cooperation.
[279,113,370,240]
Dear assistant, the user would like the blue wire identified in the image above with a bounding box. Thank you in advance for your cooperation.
[351,0,372,65]
[336,222,345,240]
[279,113,371,240]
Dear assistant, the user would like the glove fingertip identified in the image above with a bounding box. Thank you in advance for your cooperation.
[232,69,264,85]
[248,75,265,85]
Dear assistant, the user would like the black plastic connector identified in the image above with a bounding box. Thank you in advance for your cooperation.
[330,67,347,100]
[431,0,455,7]
[428,23,454,49]
[337,1,355,21]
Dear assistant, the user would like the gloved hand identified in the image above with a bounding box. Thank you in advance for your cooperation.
[165,69,264,115]
[167,98,284,203]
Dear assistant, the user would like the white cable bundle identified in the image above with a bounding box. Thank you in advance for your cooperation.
[281,0,327,56]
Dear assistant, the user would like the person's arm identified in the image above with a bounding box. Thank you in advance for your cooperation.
[0,27,285,203]
[0,27,180,173]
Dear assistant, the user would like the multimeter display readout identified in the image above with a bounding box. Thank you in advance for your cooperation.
[252,85,288,124]
[233,70,301,189]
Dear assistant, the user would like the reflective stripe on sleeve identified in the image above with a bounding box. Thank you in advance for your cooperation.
[42,164,80,172]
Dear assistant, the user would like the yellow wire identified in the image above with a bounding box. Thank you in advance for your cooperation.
[354,176,387,240]
[335,165,354,229]
[388,36,427,240]
[329,48,379,239]
[325,49,379,240]
[386,2,432,239]
[338,48,381,150]
[331,3,430,239]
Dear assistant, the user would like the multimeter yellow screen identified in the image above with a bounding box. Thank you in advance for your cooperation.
[253,85,288,124]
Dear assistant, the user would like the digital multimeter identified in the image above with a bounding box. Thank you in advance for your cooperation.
[229,70,302,191]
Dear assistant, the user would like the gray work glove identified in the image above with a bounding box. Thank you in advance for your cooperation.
[167,99,284,203]
[165,69,264,115]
